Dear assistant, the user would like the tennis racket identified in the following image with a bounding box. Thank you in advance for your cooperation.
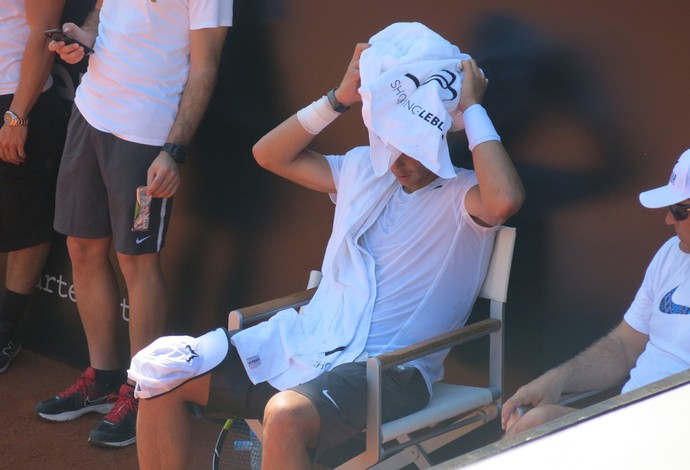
[213,271,318,469]
[212,418,262,470]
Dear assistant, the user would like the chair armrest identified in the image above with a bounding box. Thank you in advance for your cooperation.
[514,383,626,420]
[375,318,502,370]
[356,318,502,468]
[557,383,625,408]
[228,287,317,330]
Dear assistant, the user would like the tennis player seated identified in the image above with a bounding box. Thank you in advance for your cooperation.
[129,22,524,470]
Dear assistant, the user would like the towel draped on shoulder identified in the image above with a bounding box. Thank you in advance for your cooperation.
[231,148,397,390]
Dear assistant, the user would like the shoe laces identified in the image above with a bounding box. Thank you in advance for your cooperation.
[104,389,137,423]
[58,373,96,399]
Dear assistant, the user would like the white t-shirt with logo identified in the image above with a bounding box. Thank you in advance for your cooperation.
[623,236,690,392]
[328,153,498,391]
[75,0,233,145]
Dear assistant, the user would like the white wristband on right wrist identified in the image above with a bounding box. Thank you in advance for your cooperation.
[296,95,340,135]
[463,104,501,151]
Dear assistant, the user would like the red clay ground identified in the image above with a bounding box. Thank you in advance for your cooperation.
[0,349,220,469]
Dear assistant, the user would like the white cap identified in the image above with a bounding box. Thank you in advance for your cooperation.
[128,328,229,399]
[639,149,690,208]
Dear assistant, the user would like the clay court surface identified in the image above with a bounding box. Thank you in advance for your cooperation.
[1,349,220,469]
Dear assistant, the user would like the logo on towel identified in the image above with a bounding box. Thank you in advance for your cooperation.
[184,345,199,363]
[659,286,690,315]
[247,355,261,369]
[389,69,459,132]
[405,70,459,101]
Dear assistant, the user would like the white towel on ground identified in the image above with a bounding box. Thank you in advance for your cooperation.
[359,22,471,178]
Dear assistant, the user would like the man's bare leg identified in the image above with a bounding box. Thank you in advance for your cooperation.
[67,236,121,369]
[137,373,211,470]
[116,251,168,356]
[262,390,321,470]
[0,243,52,371]
[4,242,51,294]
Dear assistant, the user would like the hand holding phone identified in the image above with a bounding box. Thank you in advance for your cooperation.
[44,28,94,55]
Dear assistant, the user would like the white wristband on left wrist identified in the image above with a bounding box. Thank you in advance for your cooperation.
[463,104,501,151]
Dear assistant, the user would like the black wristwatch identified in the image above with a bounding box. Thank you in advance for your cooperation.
[162,142,187,164]
[327,87,350,113]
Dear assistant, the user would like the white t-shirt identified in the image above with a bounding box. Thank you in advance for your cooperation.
[623,236,690,393]
[328,154,497,390]
[75,0,233,145]
[231,148,496,392]
[0,0,52,95]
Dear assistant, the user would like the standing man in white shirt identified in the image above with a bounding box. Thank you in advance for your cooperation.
[34,0,233,448]
[0,0,67,374]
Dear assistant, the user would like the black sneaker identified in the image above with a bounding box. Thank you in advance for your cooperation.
[36,367,114,421]
[88,383,138,447]
[0,336,20,373]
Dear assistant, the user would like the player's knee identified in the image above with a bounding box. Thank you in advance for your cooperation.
[264,393,300,428]
[117,252,160,280]
[264,391,319,445]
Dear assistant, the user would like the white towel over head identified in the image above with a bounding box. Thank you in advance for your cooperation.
[359,22,471,178]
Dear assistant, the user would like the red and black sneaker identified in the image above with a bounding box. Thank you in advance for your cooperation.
[35,367,114,421]
[88,383,138,447]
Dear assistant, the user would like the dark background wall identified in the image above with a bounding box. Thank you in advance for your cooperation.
[2,0,689,417]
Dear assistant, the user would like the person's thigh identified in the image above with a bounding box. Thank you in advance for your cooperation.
[96,133,172,255]
[54,108,172,254]
[0,89,65,251]
[54,107,111,238]
[201,338,280,420]
[0,171,57,251]
[291,362,430,456]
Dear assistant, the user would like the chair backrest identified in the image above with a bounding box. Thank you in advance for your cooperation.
[336,226,517,469]
[479,226,516,304]
[481,225,516,403]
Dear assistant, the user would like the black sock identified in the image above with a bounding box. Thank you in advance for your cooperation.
[93,368,125,392]
[0,289,30,324]
[0,289,31,337]
[0,319,13,337]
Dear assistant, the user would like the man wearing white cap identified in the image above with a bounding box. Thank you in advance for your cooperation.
[502,148,690,437]
[132,23,525,469]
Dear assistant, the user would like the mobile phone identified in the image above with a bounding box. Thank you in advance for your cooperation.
[44,29,94,55]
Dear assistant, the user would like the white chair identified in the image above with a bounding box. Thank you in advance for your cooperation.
[227,226,517,469]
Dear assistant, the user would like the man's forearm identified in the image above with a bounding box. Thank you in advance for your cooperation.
[12,0,65,117]
[166,27,227,145]
[165,65,218,145]
[556,324,644,394]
